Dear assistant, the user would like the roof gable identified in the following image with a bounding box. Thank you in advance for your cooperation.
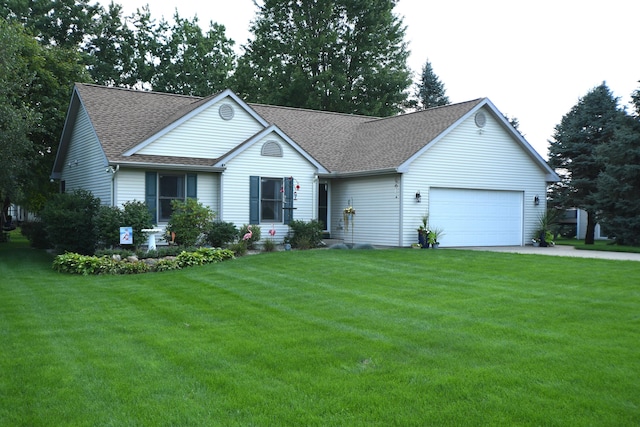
[123,89,269,157]
[213,125,329,173]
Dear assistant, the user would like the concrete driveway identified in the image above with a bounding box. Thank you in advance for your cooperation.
[453,245,640,262]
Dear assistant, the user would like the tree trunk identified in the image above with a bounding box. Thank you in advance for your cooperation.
[584,210,597,245]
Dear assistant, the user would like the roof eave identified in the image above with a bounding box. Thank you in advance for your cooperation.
[318,167,399,179]
[110,160,226,173]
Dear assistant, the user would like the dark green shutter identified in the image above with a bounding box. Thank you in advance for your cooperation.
[145,172,157,223]
[284,176,294,225]
[249,176,260,224]
[187,173,197,199]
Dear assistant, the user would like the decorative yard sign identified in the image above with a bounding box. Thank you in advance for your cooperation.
[119,227,133,245]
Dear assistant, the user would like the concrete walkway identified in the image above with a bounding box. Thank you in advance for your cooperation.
[454,245,640,261]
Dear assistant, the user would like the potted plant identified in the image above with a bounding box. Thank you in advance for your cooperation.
[534,209,560,247]
[427,227,445,248]
[417,214,429,248]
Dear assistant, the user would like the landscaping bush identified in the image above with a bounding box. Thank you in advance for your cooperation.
[154,258,181,272]
[95,205,123,248]
[52,253,118,275]
[40,189,101,255]
[20,221,51,249]
[165,198,215,247]
[288,219,323,249]
[205,221,238,247]
[95,200,153,250]
[238,224,260,249]
[122,200,154,249]
[52,247,233,275]
[229,241,248,256]
[262,238,277,252]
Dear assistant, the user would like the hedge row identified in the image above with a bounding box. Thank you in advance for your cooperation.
[52,247,235,275]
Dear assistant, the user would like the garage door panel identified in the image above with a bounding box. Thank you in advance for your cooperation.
[429,188,523,247]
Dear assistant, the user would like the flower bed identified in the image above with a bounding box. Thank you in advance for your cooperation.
[52,247,235,275]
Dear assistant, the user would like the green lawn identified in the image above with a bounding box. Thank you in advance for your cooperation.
[555,237,640,253]
[1,230,639,426]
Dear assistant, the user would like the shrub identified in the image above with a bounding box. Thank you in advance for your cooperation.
[238,224,261,249]
[196,247,234,263]
[40,189,101,255]
[262,238,277,252]
[52,247,233,275]
[230,241,247,256]
[154,259,181,272]
[20,221,51,249]
[95,205,123,248]
[122,200,154,249]
[95,200,153,250]
[288,219,323,249]
[165,198,215,247]
[205,221,238,247]
[115,260,150,274]
[176,250,206,268]
[52,253,117,275]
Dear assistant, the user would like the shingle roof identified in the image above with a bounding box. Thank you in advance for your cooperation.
[75,84,210,164]
[251,100,484,172]
[71,83,484,173]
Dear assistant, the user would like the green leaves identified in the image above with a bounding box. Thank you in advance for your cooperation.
[235,0,411,116]
[165,198,215,247]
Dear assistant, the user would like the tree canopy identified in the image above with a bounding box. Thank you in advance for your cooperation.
[0,19,37,217]
[234,0,412,117]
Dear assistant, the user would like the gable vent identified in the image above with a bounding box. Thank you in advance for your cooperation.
[219,103,235,120]
[474,111,487,128]
[261,140,283,157]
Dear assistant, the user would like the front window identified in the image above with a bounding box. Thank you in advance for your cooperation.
[159,174,185,221]
[261,178,283,222]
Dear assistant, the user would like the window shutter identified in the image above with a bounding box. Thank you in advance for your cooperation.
[249,176,260,224]
[284,176,294,224]
[187,173,197,199]
[145,172,157,223]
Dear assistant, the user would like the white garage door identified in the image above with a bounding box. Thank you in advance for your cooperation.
[429,188,523,247]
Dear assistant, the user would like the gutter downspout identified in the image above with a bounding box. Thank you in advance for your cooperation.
[398,174,404,247]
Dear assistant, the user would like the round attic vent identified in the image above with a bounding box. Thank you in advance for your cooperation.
[475,111,487,128]
[219,103,235,120]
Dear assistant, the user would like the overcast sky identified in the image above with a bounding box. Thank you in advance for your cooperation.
[115,0,639,158]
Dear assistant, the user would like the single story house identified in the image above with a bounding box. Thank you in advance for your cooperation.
[51,83,559,247]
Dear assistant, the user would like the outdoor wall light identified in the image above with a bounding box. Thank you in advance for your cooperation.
[415,191,421,203]
[534,195,540,205]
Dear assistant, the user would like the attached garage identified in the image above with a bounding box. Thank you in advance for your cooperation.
[429,188,524,247]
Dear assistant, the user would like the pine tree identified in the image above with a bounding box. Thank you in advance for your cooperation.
[414,59,449,110]
[595,85,640,245]
[548,83,622,244]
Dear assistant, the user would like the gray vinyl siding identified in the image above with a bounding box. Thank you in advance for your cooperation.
[137,98,264,159]
[331,175,401,246]
[60,105,111,204]
[401,108,548,246]
[220,133,318,241]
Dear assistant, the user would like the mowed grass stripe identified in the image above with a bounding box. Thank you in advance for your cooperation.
[1,236,639,425]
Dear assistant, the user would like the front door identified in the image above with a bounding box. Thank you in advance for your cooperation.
[318,182,329,233]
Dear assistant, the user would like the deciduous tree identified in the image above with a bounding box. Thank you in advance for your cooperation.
[0,19,39,231]
[235,0,411,117]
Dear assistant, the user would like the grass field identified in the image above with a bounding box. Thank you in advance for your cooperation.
[1,230,639,426]
[555,237,640,253]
